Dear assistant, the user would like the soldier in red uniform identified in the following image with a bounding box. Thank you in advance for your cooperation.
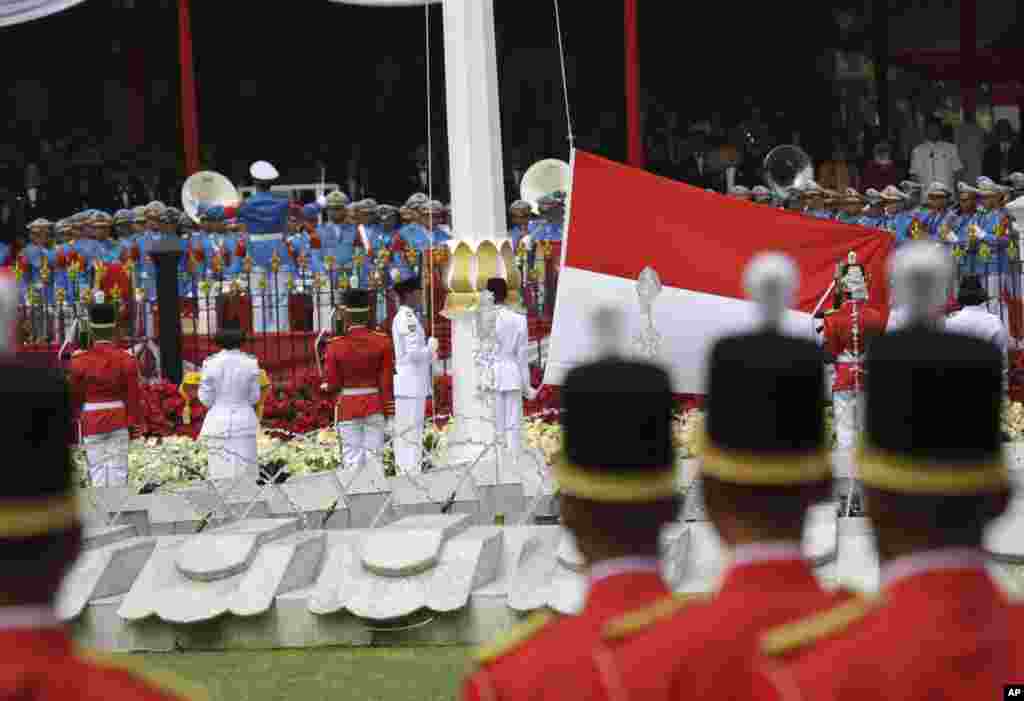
[321,288,395,473]
[68,304,141,487]
[566,254,846,701]
[758,248,1018,700]
[461,347,680,701]
[0,361,200,700]
[820,252,884,450]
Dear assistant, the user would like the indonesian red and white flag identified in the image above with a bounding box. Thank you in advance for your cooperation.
[543,151,895,393]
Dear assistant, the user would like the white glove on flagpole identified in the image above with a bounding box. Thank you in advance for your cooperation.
[427,337,439,355]
[524,386,539,401]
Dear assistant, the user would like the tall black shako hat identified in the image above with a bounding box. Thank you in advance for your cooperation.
[343,288,371,312]
[87,303,117,328]
[0,362,77,537]
[393,276,421,297]
[858,241,1005,493]
[557,356,677,502]
[861,329,1005,493]
[703,253,830,485]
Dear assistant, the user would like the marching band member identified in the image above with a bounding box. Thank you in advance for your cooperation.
[799,182,830,220]
[879,185,912,239]
[237,160,292,332]
[69,303,141,487]
[391,276,438,474]
[751,185,773,205]
[322,288,395,473]
[976,176,1013,306]
[835,188,865,225]
[727,185,752,200]
[319,191,355,277]
[91,211,121,265]
[508,200,532,250]
[920,181,957,242]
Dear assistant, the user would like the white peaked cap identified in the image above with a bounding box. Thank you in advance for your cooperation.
[250,160,280,182]
[958,181,980,195]
[0,270,16,354]
[926,181,951,197]
[744,252,798,330]
[880,185,907,201]
[1007,172,1024,185]
[889,242,953,326]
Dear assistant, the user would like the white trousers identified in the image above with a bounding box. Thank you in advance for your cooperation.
[337,413,386,472]
[833,391,863,451]
[83,429,130,487]
[394,396,426,473]
[493,390,523,466]
[253,268,290,333]
[205,430,259,481]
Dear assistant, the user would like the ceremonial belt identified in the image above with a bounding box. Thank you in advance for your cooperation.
[83,400,125,412]
[247,233,284,242]
[835,352,862,364]
[342,388,378,396]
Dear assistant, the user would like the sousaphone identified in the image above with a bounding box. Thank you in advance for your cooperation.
[520,159,571,214]
[763,145,815,200]
[182,171,241,224]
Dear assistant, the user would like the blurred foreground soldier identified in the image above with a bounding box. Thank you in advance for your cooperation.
[462,340,680,701]
[69,304,141,487]
[322,289,395,473]
[884,242,951,333]
[580,254,841,701]
[391,277,438,473]
[758,246,1016,701]
[0,365,201,700]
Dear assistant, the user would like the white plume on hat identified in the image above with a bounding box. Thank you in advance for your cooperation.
[250,160,279,182]
[889,242,953,326]
[744,252,798,330]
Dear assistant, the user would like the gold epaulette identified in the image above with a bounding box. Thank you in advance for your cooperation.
[759,595,881,658]
[75,646,209,701]
[373,330,389,336]
[72,349,85,357]
[822,309,837,316]
[602,592,709,641]
[473,610,555,665]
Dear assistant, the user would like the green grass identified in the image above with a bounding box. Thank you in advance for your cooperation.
[136,646,474,701]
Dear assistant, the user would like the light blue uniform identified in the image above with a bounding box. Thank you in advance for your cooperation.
[238,190,292,331]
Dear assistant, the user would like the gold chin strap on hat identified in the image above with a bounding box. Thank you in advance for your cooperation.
[179,372,201,424]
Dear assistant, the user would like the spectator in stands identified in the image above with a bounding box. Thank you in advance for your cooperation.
[861,142,903,193]
[982,119,1024,184]
[817,142,858,193]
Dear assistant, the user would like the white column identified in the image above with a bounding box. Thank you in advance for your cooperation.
[442,0,507,243]
[440,0,510,472]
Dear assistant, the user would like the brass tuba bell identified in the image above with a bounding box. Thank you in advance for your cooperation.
[520,159,571,215]
[763,145,815,200]
[181,171,241,224]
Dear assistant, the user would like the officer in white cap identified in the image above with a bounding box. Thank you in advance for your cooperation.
[238,161,292,332]
[921,181,957,242]
[879,185,912,238]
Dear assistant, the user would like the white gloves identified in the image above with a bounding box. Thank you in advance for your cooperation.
[427,337,439,355]
[524,386,539,401]
[319,382,329,392]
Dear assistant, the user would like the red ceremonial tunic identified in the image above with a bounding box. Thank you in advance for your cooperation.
[583,552,847,701]
[323,326,395,420]
[0,626,194,700]
[462,567,670,701]
[69,342,141,438]
[822,300,884,392]
[763,557,1020,701]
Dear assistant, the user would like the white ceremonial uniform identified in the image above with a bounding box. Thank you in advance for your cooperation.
[910,141,962,191]
[198,349,262,480]
[392,305,435,473]
[492,305,531,467]
[886,305,946,333]
[945,303,1009,388]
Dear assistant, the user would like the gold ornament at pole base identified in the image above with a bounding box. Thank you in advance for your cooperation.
[442,237,521,316]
